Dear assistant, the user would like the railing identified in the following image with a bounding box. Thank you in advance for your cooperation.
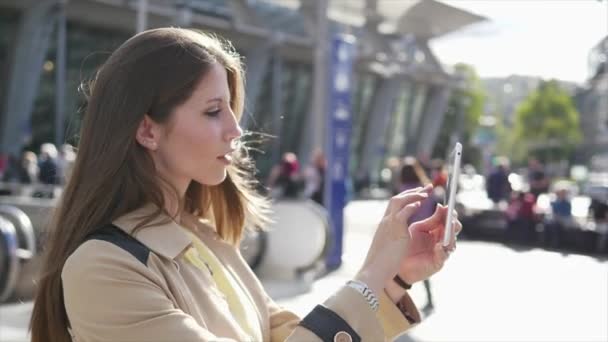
[0,182,63,199]
[0,192,332,302]
[0,205,36,302]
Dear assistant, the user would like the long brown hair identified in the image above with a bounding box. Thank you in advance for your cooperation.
[30,28,269,342]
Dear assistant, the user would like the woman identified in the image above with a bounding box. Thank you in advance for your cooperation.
[30,28,460,342]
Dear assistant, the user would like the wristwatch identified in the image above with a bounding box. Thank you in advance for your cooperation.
[346,280,379,312]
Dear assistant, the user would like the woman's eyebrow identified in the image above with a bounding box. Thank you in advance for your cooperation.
[206,97,223,104]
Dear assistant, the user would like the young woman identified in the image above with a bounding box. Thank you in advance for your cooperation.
[30,28,461,342]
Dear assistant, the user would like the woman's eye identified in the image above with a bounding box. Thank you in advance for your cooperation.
[205,109,221,117]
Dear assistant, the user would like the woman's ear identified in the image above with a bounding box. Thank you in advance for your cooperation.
[136,114,161,151]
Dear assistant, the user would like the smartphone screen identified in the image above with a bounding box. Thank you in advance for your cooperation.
[443,142,462,247]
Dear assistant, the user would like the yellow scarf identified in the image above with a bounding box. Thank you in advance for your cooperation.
[183,233,262,341]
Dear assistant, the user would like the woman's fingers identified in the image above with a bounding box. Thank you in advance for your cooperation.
[444,218,463,251]
[385,191,429,216]
[410,205,447,232]
[454,218,463,237]
[393,202,422,239]
[433,242,449,268]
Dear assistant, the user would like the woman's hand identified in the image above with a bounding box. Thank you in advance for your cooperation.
[354,185,433,298]
[398,204,463,285]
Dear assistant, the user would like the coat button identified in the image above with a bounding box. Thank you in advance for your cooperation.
[334,331,353,342]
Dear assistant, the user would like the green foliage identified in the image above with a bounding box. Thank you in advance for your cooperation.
[513,80,581,163]
[432,63,485,168]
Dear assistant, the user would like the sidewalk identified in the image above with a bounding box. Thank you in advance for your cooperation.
[1,200,607,342]
[267,200,608,342]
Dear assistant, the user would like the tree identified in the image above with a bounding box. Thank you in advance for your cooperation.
[513,80,581,163]
[432,63,485,168]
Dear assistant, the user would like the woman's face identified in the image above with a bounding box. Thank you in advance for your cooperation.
[151,63,242,194]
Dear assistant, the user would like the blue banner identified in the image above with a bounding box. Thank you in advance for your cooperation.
[325,34,356,270]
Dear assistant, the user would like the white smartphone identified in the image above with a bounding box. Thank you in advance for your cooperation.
[443,142,462,247]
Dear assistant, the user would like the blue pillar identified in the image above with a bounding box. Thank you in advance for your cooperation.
[325,34,356,270]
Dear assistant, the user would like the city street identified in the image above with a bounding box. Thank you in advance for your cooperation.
[1,200,607,342]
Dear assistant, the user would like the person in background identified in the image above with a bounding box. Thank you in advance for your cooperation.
[506,191,537,244]
[267,152,302,199]
[303,148,326,206]
[398,156,440,314]
[589,192,608,252]
[22,151,39,184]
[430,158,447,189]
[57,144,77,184]
[1,151,38,184]
[487,157,512,205]
[544,187,573,248]
[29,28,463,342]
[0,153,7,178]
[527,157,550,202]
[38,143,60,185]
[385,156,401,195]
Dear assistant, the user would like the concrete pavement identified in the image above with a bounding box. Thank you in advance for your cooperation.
[271,200,608,342]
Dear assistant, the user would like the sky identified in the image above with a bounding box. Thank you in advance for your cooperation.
[429,0,608,84]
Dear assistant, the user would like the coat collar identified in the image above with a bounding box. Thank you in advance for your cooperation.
[112,203,192,260]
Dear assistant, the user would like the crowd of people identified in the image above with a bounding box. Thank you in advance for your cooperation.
[485,156,607,251]
[0,143,76,197]
[266,149,327,206]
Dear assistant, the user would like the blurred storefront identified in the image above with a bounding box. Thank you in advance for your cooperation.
[575,35,608,169]
[0,0,485,180]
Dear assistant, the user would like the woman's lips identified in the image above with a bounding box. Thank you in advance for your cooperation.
[217,154,232,165]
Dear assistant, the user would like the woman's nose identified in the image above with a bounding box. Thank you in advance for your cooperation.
[224,116,243,143]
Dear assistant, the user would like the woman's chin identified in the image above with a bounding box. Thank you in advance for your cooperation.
[196,172,227,186]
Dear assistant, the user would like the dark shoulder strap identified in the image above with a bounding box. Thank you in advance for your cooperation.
[86,224,150,266]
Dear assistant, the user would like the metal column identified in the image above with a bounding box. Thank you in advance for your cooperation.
[357,77,401,183]
[1,0,60,155]
[55,0,67,148]
[417,85,452,159]
[241,43,273,130]
[270,50,283,165]
[386,81,412,158]
[300,0,328,166]
[404,83,428,155]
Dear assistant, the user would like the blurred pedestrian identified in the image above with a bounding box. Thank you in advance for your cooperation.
[589,192,608,252]
[267,152,302,199]
[0,153,7,178]
[506,191,537,244]
[398,156,439,313]
[544,187,573,248]
[384,156,401,195]
[303,148,326,206]
[527,157,549,202]
[30,28,462,342]
[430,158,447,189]
[2,151,38,184]
[38,143,60,185]
[486,157,512,205]
[57,144,76,184]
[22,150,39,183]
